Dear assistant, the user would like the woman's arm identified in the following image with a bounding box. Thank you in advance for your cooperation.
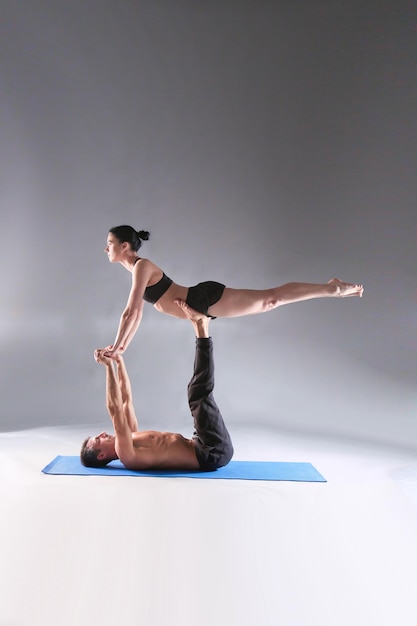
[105,259,155,357]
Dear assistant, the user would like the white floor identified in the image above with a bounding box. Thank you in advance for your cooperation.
[1,425,417,626]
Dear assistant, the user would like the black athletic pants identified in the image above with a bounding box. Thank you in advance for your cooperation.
[189,338,234,471]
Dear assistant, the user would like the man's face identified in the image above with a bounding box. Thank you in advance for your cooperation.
[87,432,115,460]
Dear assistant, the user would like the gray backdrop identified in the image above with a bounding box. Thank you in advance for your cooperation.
[1,0,416,448]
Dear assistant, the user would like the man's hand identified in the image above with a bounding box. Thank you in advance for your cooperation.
[94,348,113,365]
[94,344,125,362]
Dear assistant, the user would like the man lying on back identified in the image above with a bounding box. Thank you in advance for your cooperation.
[80,300,233,472]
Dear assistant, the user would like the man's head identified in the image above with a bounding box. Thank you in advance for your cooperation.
[80,432,117,467]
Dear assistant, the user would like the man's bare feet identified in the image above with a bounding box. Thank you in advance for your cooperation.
[175,299,210,338]
[328,278,364,298]
[175,299,206,321]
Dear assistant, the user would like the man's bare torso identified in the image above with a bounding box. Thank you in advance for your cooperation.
[116,430,201,471]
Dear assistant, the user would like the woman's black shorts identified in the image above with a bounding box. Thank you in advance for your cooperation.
[185,281,225,319]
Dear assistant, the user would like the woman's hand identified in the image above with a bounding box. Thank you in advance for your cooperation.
[94,349,113,365]
[94,345,114,362]
[103,346,125,359]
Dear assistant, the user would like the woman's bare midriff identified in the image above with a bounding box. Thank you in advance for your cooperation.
[153,282,189,318]
[124,430,201,470]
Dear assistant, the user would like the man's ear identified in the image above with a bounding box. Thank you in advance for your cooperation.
[97,451,106,460]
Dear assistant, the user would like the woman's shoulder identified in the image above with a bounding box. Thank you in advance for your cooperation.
[134,256,160,270]
[133,257,165,281]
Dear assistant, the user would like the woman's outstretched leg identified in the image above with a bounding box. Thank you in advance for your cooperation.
[207,278,364,318]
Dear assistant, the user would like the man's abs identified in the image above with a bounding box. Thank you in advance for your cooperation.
[127,431,201,470]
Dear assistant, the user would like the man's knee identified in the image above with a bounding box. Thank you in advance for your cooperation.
[211,441,234,470]
[194,439,234,471]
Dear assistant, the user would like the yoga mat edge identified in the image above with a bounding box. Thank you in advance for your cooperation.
[42,455,327,482]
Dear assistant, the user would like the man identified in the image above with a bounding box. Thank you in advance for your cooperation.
[80,300,234,472]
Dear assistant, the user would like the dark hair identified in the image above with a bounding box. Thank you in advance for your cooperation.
[109,225,150,252]
[80,437,111,468]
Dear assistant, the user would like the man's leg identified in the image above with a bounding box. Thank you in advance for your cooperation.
[176,300,234,470]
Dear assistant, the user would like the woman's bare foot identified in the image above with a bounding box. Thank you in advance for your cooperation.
[328,278,364,298]
[175,299,210,337]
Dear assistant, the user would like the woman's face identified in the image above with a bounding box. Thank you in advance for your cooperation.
[104,233,124,262]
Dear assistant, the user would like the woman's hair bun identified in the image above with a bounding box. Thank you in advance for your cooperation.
[137,230,150,241]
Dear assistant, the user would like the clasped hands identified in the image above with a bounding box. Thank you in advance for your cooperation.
[94,345,125,363]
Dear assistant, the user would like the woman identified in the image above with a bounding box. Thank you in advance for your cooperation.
[97,225,364,358]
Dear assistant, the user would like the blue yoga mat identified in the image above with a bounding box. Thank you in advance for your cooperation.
[42,455,326,482]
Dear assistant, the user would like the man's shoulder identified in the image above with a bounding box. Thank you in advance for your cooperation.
[116,431,154,464]
[116,445,141,469]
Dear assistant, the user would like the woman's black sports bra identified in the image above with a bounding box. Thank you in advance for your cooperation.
[143,273,173,304]
[134,258,173,304]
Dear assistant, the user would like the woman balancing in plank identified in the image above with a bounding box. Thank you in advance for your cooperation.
[95,225,364,359]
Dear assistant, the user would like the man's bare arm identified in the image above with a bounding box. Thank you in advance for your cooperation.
[115,356,139,432]
[100,356,135,462]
